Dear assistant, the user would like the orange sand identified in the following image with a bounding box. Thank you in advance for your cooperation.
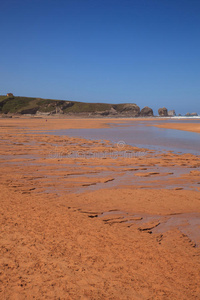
[155,122,200,133]
[0,118,200,299]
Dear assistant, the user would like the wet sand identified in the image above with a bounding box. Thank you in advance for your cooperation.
[0,118,200,299]
[155,122,200,133]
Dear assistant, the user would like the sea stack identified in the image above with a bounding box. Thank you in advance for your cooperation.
[140,106,154,117]
[158,107,168,116]
[168,110,176,116]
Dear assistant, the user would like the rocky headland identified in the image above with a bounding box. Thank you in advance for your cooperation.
[0,94,198,117]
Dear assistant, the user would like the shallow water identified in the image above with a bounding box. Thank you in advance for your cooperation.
[44,120,200,155]
[96,210,200,247]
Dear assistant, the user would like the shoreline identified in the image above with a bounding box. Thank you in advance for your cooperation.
[155,122,200,133]
[1,115,200,133]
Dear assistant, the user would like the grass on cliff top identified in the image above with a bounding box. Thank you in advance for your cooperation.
[63,102,112,113]
[0,95,8,103]
[0,96,65,113]
[0,95,133,114]
[1,97,38,113]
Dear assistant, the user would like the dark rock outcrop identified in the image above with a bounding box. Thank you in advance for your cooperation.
[114,103,140,117]
[20,107,39,114]
[158,107,168,117]
[168,110,176,116]
[92,107,118,116]
[140,106,153,117]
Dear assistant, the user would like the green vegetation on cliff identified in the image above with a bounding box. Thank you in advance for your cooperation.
[63,102,112,113]
[0,96,71,114]
[0,95,141,116]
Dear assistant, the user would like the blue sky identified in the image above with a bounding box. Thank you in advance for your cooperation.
[0,0,200,114]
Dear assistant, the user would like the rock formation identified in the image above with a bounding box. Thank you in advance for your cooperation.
[185,112,198,116]
[114,103,140,117]
[0,94,163,117]
[21,107,40,114]
[140,106,154,117]
[158,107,168,117]
[168,110,176,116]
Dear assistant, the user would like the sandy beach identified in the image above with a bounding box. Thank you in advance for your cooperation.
[0,117,200,299]
[155,122,200,133]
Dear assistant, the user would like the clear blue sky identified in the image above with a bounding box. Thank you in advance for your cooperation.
[1,0,200,114]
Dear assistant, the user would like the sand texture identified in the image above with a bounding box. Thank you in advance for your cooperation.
[155,122,200,133]
[0,118,200,299]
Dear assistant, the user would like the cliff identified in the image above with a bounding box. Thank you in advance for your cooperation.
[0,95,144,117]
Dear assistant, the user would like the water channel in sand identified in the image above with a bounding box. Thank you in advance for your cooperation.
[43,119,200,155]
[40,119,200,246]
[96,210,200,247]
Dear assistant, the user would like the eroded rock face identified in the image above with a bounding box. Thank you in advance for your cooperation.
[119,104,140,116]
[36,111,51,116]
[99,111,110,116]
[92,107,118,116]
[168,110,176,116]
[158,107,168,117]
[20,107,39,114]
[140,106,154,117]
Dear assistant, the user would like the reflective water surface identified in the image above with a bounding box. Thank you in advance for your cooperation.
[45,119,200,155]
